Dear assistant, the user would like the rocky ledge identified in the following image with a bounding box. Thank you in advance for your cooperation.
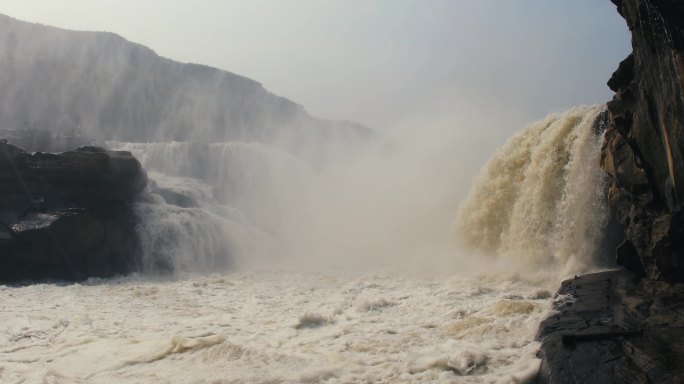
[0,141,147,282]
[537,271,684,383]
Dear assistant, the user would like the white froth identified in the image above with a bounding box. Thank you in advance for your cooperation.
[0,270,550,383]
[0,106,613,383]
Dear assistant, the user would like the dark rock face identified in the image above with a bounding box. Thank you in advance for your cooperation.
[601,0,684,282]
[537,271,684,384]
[0,141,147,282]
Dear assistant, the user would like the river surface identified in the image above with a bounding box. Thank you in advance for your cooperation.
[0,269,551,384]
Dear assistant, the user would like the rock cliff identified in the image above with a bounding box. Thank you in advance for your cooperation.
[602,0,684,282]
[537,2,684,381]
[0,14,370,153]
[0,142,147,282]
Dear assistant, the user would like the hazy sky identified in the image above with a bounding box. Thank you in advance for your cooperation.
[1,1,630,136]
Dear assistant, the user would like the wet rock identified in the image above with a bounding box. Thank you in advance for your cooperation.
[0,141,147,282]
[537,270,684,384]
[540,3,684,380]
[616,240,646,276]
[601,0,684,282]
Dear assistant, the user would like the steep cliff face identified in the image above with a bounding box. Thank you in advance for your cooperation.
[0,14,369,152]
[602,0,684,281]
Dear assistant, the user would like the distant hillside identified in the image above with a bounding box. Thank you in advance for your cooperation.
[0,14,369,150]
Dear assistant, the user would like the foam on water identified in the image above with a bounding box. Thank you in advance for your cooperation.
[0,106,613,382]
[0,270,550,384]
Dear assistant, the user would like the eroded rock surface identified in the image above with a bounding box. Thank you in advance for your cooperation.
[537,270,684,384]
[0,141,147,282]
[601,0,684,282]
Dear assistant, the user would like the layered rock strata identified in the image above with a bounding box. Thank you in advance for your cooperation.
[601,0,684,282]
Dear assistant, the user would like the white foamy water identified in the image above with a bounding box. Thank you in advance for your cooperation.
[0,270,550,384]
[1,106,610,383]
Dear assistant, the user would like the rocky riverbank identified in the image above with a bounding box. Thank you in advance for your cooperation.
[0,141,147,282]
[537,270,684,383]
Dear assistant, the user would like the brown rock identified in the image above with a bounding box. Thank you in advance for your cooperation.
[602,0,684,282]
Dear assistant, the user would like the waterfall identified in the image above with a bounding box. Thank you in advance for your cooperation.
[107,141,308,273]
[107,105,613,276]
[454,105,611,274]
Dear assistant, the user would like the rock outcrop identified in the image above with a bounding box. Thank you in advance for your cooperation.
[537,271,684,384]
[601,0,684,282]
[0,141,147,282]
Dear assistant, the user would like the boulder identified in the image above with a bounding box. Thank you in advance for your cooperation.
[0,141,147,282]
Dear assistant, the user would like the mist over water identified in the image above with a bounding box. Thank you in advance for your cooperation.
[0,10,630,383]
[103,105,613,282]
[3,102,615,383]
[108,125,466,274]
[456,105,612,278]
[0,14,615,279]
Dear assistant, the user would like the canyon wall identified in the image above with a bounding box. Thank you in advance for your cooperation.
[602,0,684,281]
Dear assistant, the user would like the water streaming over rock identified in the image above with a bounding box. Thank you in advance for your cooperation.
[2,105,617,383]
[455,105,611,275]
[106,105,613,278]
[107,140,310,272]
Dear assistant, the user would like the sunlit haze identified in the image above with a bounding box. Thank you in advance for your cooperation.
[0,2,647,382]
[1,1,629,135]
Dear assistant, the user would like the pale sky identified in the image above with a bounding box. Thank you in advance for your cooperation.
[1,1,630,136]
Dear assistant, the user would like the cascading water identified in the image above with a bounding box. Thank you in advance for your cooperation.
[106,105,613,278]
[0,10,633,382]
[455,105,612,276]
[5,105,618,384]
[107,141,309,272]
